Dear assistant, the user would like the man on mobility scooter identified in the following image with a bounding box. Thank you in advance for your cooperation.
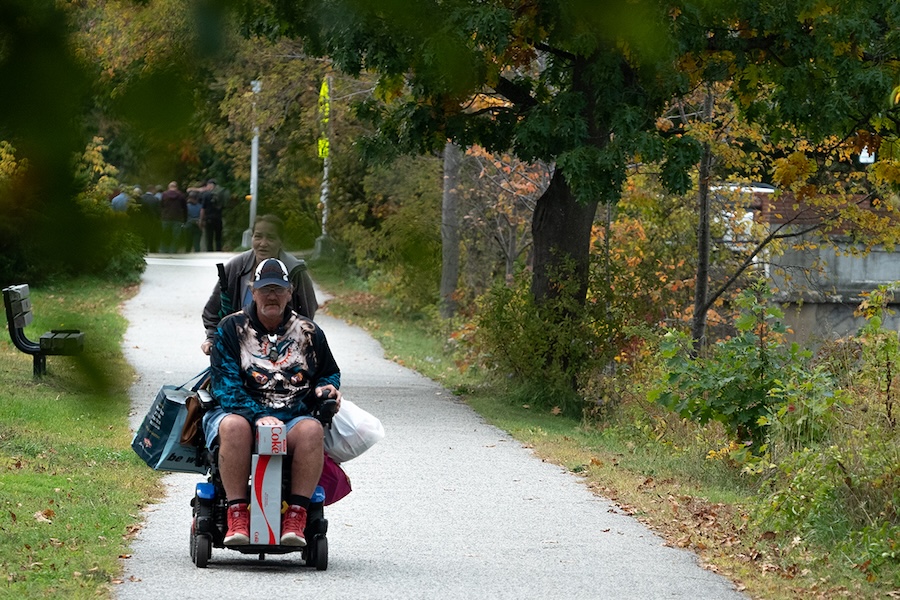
[203,258,342,552]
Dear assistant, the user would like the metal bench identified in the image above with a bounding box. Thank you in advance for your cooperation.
[3,284,85,377]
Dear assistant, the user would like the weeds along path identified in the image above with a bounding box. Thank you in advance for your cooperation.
[116,254,748,600]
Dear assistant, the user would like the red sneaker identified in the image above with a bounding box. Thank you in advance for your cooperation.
[224,503,250,545]
[280,505,308,547]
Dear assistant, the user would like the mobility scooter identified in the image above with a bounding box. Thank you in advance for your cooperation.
[189,390,339,570]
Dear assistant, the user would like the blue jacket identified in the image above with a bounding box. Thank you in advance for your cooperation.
[210,303,340,424]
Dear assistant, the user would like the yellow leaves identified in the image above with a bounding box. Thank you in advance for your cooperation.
[0,140,29,184]
[676,53,704,87]
[655,117,674,132]
[870,160,900,187]
[374,73,406,104]
[706,440,742,461]
[772,152,817,188]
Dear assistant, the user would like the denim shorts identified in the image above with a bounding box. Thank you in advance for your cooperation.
[201,407,317,448]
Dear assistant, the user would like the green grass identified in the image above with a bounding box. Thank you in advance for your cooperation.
[312,259,898,600]
[0,279,161,598]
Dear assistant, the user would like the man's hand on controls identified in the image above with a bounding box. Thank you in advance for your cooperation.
[201,339,213,355]
[315,385,342,412]
[254,387,341,428]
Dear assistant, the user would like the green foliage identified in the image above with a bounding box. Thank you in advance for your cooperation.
[765,365,841,457]
[0,138,146,286]
[651,282,823,450]
[745,292,900,586]
[315,243,899,595]
[754,432,900,584]
[333,154,443,312]
[856,285,900,428]
[99,227,148,284]
[473,265,620,417]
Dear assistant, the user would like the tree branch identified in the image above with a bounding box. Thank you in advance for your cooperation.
[493,76,537,108]
[700,192,876,315]
[533,41,576,63]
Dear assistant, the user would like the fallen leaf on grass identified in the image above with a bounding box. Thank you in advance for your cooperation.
[123,524,142,539]
[33,509,54,524]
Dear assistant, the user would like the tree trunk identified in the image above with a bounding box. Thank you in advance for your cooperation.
[691,92,715,352]
[531,168,598,307]
[440,141,461,319]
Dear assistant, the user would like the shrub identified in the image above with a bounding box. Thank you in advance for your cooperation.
[473,265,619,417]
[650,282,826,451]
[856,286,900,429]
[754,427,900,583]
[765,364,842,459]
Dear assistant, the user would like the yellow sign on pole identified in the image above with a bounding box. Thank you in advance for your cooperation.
[317,78,330,159]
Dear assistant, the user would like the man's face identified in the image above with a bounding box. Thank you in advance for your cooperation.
[252,284,291,321]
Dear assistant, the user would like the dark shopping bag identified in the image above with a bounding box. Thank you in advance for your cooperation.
[131,372,209,474]
[319,454,352,506]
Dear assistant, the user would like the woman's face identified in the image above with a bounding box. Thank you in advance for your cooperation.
[252,221,283,261]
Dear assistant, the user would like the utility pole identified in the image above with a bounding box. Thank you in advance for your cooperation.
[242,79,262,248]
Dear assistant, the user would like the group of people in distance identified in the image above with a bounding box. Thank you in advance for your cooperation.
[199,214,339,548]
[109,179,229,253]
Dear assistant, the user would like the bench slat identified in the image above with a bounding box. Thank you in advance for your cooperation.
[39,331,85,355]
[9,297,33,327]
[12,311,34,329]
[5,284,30,302]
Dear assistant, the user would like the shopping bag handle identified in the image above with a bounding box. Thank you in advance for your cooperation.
[174,367,211,391]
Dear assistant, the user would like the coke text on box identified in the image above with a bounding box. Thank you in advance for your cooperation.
[256,424,287,455]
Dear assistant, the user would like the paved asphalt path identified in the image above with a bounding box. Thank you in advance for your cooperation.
[114,254,747,600]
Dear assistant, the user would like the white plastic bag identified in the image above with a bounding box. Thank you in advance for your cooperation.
[324,398,385,463]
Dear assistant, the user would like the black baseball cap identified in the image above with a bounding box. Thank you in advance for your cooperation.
[253,258,290,289]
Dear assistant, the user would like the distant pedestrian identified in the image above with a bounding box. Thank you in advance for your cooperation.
[110,188,129,212]
[137,186,162,252]
[199,178,229,251]
[159,181,187,253]
[184,190,203,252]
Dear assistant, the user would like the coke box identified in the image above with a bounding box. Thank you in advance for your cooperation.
[250,454,282,545]
[256,424,287,455]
